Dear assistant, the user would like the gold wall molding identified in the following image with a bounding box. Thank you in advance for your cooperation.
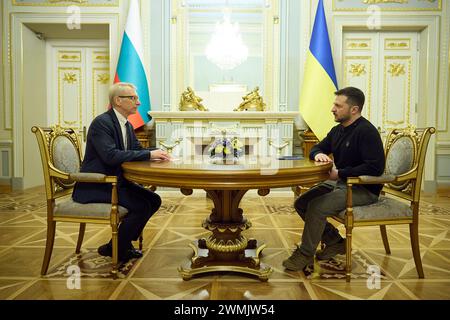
[343,56,372,121]
[12,0,119,7]
[383,56,412,127]
[58,51,81,62]
[93,51,110,62]
[363,0,408,4]
[348,42,369,49]
[48,0,87,4]
[1,0,11,130]
[58,67,82,129]
[385,39,411,50]
[333,0,441,11]
[93,67,109,119]
[345,39,372,50]
[94,55,109,62]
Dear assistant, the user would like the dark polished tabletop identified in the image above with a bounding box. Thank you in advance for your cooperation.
[122,156,332,190]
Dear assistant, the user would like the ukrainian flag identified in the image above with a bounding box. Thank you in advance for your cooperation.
[114,0,151,129]
[299,0,337,141]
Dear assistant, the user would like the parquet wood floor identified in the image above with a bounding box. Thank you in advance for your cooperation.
[0,187,448,300]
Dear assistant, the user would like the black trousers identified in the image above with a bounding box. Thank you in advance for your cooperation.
[113,181,161,257]
[74,180,161,259]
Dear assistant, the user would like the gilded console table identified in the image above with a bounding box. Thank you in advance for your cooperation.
[122,156,331,281]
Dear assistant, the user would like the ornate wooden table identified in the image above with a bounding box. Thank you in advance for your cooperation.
[122,156,332,281]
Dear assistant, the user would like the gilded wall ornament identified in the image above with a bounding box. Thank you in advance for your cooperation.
[388,63,406,77]
[96,73,110,84]
[350,63,367,76]
[63,72,77,84]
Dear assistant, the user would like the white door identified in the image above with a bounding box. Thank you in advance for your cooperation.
[47,40,110,151]
[342,31,419,140]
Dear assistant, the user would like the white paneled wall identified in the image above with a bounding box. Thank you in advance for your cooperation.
[342,32,419,139]
[0,145,11,179]
[47,41,110,151]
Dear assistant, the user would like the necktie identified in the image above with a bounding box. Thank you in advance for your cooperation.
[125,122,131,150]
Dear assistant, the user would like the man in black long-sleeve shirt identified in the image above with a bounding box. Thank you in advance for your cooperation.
[283,87,385,272]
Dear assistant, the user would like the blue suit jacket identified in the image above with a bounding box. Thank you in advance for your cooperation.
[72,108,156,203]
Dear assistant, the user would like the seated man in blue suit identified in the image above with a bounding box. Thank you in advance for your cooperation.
[72,82,170,263]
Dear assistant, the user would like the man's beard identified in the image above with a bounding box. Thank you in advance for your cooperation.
[334,113,351,123]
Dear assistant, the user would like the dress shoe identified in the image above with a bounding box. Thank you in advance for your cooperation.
[119,248,143,263]
[127,247,143,259]
[97,243,112,257]
[98,243,143,263]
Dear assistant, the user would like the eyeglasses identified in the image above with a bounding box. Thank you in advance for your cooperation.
[118,95,139,102]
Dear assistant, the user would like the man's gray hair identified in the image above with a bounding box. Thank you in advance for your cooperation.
[109,82,137,106]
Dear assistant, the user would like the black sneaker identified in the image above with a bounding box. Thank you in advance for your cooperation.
[316,240,346,260]
[282,246,314,271]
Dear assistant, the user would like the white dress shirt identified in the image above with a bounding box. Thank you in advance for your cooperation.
[112,108,129,150]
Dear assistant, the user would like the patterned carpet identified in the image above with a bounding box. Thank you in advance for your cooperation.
[266,201,450,216]
[45,249,138,279]
[303,250,388,280]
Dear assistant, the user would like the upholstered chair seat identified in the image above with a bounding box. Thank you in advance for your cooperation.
[54,198,128,219]
[338,196,412,221]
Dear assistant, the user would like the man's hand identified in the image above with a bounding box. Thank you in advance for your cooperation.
[314,153,333,162]
[329,167,339,181]
[150,149,171,161]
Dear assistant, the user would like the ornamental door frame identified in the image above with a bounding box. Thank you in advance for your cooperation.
[6,12,119,188]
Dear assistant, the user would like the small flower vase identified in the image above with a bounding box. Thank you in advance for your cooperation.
[208,137,243,164]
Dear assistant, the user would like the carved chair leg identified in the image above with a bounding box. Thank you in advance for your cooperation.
[380,225,391,254]
[41,221,56,275]
[75,223,86,254]
[409,222,424,278]
[345,228,353,282]
[111,224,119,280]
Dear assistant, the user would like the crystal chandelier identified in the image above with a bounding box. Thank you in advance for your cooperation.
[205,8,249,71]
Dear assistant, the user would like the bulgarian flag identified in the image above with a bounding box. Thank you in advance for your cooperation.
[114,0,151,129]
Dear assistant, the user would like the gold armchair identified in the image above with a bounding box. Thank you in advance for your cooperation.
[32,125,140,279]
[332,126,435,281]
